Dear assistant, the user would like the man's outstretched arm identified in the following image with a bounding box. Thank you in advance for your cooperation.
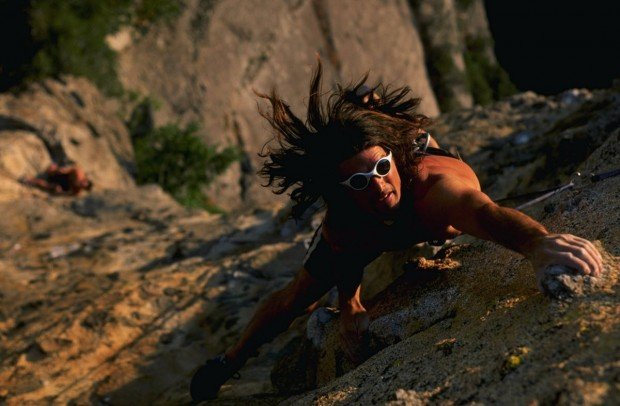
[335,265,369,363]
[422,176,603,277]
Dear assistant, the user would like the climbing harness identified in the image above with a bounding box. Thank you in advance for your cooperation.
[414,132,461,160]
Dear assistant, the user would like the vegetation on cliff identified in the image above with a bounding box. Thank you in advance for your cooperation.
[0,0,181,95]
[129,98,241,212]
[409,0,517,111]
[464,36,517,106]
[133,122,240,211]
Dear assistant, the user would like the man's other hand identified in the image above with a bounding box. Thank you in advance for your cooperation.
[525,234,603,285]
[338,303,370,364]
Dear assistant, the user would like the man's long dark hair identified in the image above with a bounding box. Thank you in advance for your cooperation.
[257,59,431,220]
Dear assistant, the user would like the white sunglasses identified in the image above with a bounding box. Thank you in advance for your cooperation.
[340,150,393,191]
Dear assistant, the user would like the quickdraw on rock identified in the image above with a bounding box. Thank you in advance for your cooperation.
[495,167,620,210]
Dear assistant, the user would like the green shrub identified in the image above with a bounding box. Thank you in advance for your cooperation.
[133,0,182,33]
[425,45,468,112]
[133,122,241,211]
[464,36,518,105]
[26,0,131,95]
[463,51,494,106]
[455,0,475,10]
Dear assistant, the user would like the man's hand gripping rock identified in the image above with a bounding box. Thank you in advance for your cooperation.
[524,233,603,292]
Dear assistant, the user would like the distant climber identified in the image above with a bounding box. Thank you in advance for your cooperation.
[189,60,603,401]
[22,163,92,196]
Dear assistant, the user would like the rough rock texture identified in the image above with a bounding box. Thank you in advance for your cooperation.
[431,88,604,199]
[0,77,135,201]
[110,0,501,210]
[284,237,618,404]
[0,185,309,404]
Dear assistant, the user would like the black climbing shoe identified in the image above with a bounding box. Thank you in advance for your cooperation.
[189,354,240,402]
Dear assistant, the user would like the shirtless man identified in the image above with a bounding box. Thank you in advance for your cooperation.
[189,62,603,401]
[23,163,92,196]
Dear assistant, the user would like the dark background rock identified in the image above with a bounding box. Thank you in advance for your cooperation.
[485,2,620,94]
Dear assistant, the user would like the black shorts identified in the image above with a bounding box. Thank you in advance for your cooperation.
[303,223,381,281]
[47,173,71,192]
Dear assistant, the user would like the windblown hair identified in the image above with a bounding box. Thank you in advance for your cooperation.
[257,60,431,220]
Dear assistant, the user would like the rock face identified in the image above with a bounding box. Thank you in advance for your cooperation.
[0,77,135,201]
[111,0,498,210]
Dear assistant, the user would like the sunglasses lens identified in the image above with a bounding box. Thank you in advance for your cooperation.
[376,158,391,175]
[349,174,369,190]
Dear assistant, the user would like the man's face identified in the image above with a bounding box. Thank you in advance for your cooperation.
[337,146,402,217]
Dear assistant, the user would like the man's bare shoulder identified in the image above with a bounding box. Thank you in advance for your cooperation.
[414,156,480,194]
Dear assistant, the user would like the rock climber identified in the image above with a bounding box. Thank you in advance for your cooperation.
[22,162,92,196]
[189,61,603,401]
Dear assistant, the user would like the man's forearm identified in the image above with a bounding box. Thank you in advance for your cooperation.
[474,202,548,254]
[336,267,364,308]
